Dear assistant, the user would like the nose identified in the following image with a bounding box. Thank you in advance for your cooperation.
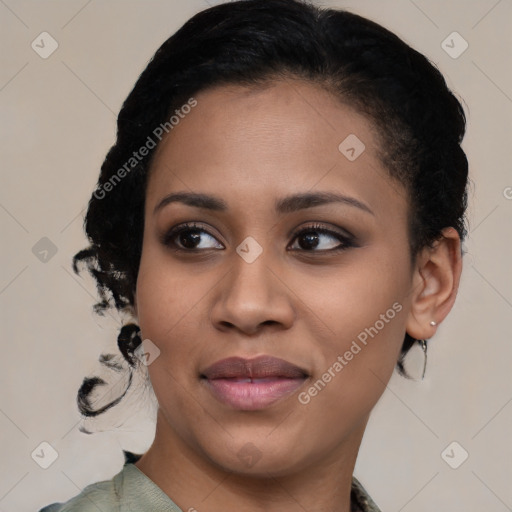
[209,248,295,336]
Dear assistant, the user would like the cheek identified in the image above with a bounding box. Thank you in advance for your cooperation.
[302,248,409,343]
[295,305,406,445]
[134,257,203,415]
[135,247,205,341]
[134,249,222,398]
[296,251,409,405]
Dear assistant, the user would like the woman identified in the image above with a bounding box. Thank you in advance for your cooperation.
[39,0,468,510]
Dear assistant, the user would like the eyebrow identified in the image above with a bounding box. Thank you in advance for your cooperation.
[153,191,374,216]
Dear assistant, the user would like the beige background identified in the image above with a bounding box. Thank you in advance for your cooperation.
[1,0,511,510]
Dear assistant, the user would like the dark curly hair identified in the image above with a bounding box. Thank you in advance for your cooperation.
[72,0,469,417]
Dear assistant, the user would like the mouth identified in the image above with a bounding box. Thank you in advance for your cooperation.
[200,355,309,411]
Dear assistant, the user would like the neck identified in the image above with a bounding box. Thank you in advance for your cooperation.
[135,409,368,512]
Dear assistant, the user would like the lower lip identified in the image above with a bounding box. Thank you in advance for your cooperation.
[203,377,307,410]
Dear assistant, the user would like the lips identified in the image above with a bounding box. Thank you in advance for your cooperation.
[201,355,308,380]
[200,355,308,410]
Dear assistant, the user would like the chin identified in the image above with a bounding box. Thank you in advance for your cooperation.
[200,432,311,478]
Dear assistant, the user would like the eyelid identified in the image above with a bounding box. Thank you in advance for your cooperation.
[288,222,354,242]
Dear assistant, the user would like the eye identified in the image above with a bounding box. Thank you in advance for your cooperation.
[161,222,355,253]
[161,222,224,251]
[288,223,354,252]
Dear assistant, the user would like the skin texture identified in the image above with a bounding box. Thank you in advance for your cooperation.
[133,79,462,512]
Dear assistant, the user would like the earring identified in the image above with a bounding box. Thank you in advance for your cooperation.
[419,339,428,379]
[415,321,435,379]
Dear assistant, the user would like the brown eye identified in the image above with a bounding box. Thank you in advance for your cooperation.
[288,224,355,252]
[162,222,224,251]
[161,222,355,254]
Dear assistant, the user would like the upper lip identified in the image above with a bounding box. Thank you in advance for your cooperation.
[201,355,308,380]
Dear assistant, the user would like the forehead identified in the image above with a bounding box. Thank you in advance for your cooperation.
[146,79,407,218]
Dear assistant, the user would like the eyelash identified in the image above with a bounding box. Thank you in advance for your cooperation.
[161,221,356,254]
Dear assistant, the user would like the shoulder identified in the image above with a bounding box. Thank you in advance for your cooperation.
[38,476,119,512]
[38,453,182,512]
[38,451,145,512]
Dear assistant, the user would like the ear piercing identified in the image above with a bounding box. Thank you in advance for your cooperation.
[430,321,437,326]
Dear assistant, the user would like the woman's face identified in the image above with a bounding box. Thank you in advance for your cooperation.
[135,79,416,476]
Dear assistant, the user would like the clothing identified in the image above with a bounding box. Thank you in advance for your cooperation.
[39,451,381,512]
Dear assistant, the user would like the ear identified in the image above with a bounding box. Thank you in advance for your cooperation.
[406,227,463,341]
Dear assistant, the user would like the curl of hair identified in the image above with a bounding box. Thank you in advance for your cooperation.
[77,324,142,418]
